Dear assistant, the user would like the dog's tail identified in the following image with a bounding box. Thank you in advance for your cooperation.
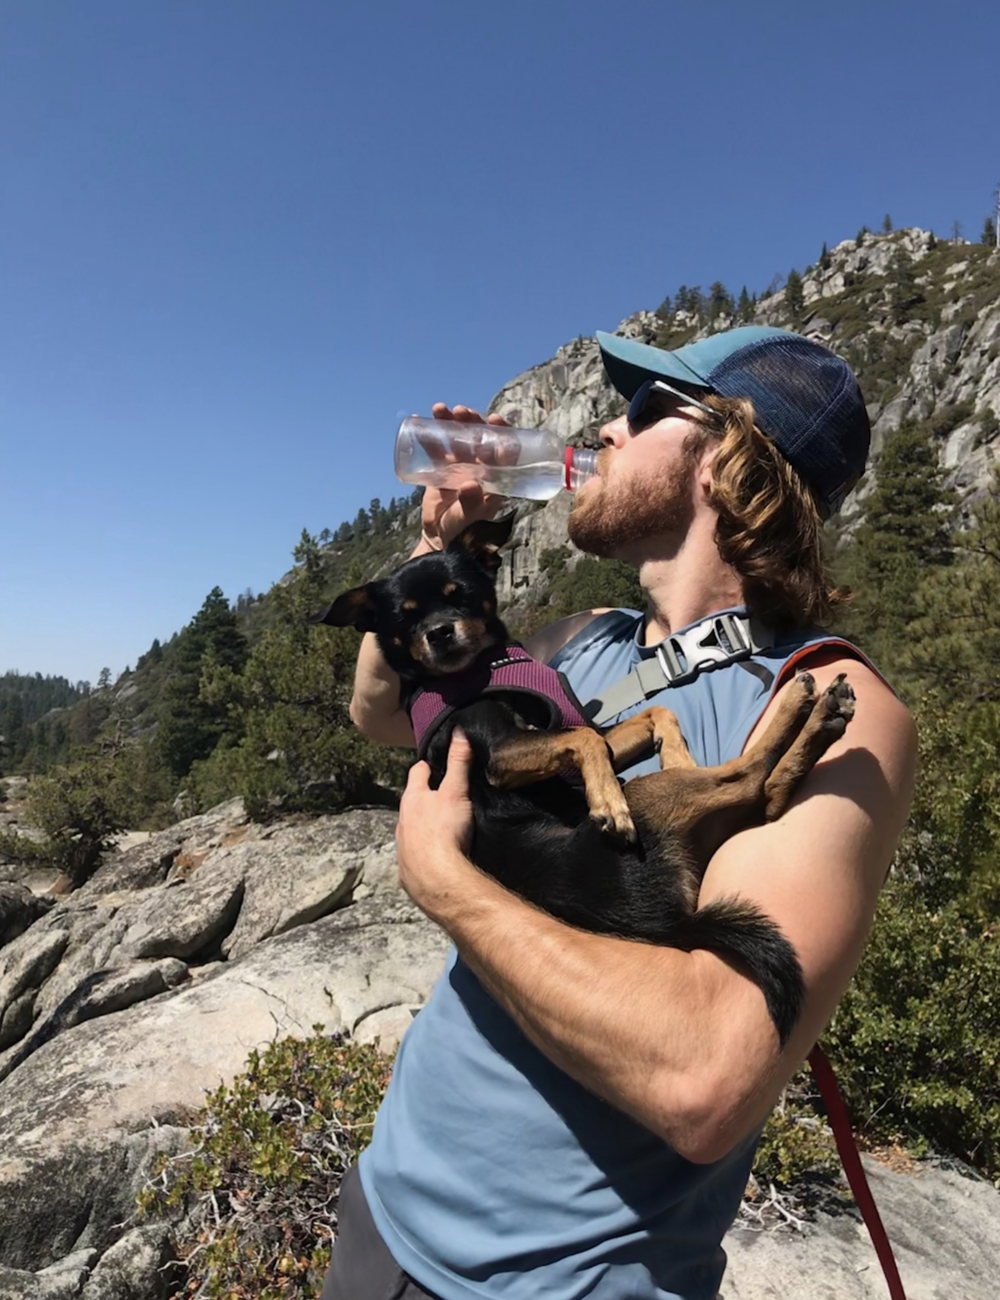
[666,898,805,1047]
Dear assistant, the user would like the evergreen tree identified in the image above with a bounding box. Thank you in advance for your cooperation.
[189,534,405,818]
[737,286,753,324]
[784,269,805,323]
[983,215,998,247]
[838,418,956,675]
[882,213,893,234]
[907,466,1000,704]
[888,249,924,324]
[818,242,831,271]
[707,282,733,321]
[156,587,248,778]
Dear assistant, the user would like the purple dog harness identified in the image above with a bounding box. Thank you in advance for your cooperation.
[408,643,591,759]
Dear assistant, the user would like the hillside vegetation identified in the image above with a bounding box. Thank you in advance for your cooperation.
[3,221,1000,1193]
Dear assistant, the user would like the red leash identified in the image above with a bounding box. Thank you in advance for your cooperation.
[808,1046,908,1300]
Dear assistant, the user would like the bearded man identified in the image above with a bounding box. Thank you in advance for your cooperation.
[321,326,916,1300]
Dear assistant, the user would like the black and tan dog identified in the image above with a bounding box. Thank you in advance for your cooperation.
[318,515,855,1046]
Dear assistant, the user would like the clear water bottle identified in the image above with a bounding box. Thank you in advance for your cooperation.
[394,416,598,501]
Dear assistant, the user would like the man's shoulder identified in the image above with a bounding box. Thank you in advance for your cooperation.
[525,608,639,666]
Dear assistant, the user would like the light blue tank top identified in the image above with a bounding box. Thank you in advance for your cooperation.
[360,607,847,1300]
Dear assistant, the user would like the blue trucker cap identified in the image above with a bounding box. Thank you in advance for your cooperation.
[596,325,870,515]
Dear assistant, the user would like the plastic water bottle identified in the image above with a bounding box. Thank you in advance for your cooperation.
[394,416,598,501]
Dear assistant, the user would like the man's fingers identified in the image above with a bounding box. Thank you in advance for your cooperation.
[441,728,475,794]
[405,759,432,796]
[451,405,485,423]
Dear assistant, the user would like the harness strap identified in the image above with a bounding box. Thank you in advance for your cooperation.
[585,613,777,725]
[809,1046,908,1299]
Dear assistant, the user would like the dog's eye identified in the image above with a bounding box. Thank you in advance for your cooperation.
[402,599,419,613]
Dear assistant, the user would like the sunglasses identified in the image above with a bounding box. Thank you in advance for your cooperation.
[627,378,719,431]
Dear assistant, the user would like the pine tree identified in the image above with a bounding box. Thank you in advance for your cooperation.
[838,419,956,678]
[190,533,406,818]
[983,216,998,247]
[707,282,733,321]
[882,214,893,234]
[784,269,805,323]
[156,588,248,778]
[888,249,924,324]
[737,286,753,324]
[907,465,1000,703]
[818,242,831,271]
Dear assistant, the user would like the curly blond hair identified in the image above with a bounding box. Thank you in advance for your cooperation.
[694,394,844,630]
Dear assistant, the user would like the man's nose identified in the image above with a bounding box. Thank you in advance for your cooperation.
[600,416,629,449]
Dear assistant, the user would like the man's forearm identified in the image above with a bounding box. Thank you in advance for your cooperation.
[430,850,780,1161]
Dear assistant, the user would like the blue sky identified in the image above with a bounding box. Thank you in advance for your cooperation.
[2,0,998,681]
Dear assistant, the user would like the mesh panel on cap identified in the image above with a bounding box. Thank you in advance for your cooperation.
[709,337,870,512]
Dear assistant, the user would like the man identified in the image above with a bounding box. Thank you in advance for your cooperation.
[322,326,916,1300]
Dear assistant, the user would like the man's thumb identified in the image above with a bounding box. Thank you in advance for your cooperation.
[443,727,475,788]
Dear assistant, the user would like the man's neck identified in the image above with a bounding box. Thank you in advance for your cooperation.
[620,516,745,648]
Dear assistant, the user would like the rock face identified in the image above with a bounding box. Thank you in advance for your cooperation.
[2,794,999,1296]
[475,229,1000,612]
[0,800,449,1290]
[722,1156,1000,1299]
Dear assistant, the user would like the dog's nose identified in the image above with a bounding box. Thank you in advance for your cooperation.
[426,622,456,648]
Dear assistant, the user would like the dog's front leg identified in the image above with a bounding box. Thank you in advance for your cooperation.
[488,729,637,841]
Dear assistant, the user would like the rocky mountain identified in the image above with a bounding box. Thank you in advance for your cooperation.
[485,226,999,603]
[1,225,999,1298]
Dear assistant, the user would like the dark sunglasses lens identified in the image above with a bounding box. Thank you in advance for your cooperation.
[628,381,670,431]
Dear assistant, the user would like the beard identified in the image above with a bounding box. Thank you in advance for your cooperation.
[568,440,701,558]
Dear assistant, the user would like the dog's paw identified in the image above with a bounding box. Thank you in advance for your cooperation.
[794,671,817,710]
[589,804,637,844]
[819,673,856,734]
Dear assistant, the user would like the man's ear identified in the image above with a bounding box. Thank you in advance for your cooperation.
[697,440,721,495]
[449,515,515,576]
[310,584,378,633]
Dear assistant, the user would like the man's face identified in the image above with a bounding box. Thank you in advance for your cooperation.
[567,392,712,559]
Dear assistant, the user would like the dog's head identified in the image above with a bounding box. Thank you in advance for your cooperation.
[316,515,514,679]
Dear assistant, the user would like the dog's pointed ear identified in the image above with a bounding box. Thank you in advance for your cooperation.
[449,515,515,576]
[310,584,378,633]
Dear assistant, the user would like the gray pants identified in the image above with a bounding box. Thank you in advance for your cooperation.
[320,1163,440,1300]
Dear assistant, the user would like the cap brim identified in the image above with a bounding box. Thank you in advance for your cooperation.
[596,330,710,400]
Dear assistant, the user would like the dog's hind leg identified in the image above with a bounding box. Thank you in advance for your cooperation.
[762,673,856,819]
[622,674,835,867]
[602,707,697,772]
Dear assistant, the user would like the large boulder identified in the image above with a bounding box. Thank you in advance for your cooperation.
[722,1156,1000,1299]
[0,894,448,1272]
[0,885,52,949]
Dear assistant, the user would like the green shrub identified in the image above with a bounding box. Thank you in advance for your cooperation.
[0,737,174,887]
[139,1028,394,1300]
[752,1071,839,1191]
[825,878,1000,1179]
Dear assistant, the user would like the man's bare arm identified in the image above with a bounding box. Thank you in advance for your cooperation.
[394,658,916,1163]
